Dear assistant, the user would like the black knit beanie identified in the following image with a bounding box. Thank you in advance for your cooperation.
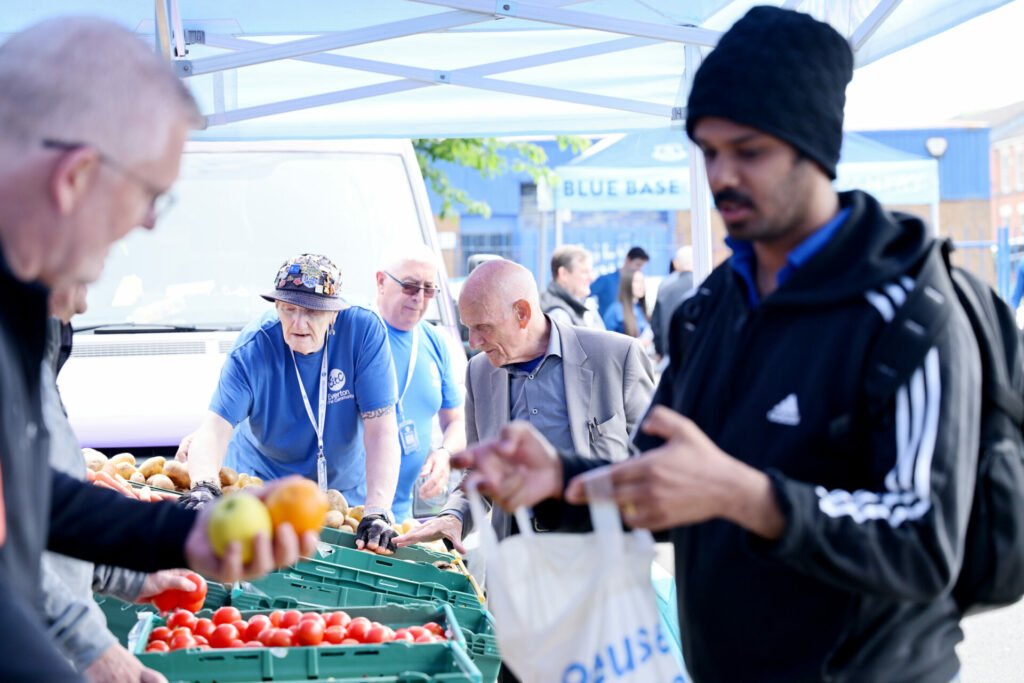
[685,6,854,179]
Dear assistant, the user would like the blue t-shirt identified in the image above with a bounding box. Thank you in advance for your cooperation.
[591,271,621,317]
[385,321,463,521]
[602,300,650,337]
[211,307,397,505]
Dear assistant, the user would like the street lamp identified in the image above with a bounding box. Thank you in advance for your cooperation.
[924,136,948,235]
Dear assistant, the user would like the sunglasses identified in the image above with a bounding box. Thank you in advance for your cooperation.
[385,271,440,299]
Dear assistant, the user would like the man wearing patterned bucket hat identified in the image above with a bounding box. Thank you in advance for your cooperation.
[177,253,403,553]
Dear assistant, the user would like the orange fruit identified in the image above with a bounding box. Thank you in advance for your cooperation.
[264,478,329,535]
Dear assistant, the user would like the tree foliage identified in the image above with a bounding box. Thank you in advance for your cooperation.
[413,136,590,219]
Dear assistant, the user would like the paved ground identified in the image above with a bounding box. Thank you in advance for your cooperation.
[655,543,1024,681]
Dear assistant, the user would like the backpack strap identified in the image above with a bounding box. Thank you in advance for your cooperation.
[862,241,954,406]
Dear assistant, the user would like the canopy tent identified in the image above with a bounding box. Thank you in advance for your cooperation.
[543,128,940,211]
[0,0,1008,280]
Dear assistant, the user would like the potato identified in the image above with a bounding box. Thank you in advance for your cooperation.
[109,452,136,467]
[100,461,118,478]
[138,456,165,479]
[129,471,147,485]
[343,516,360,530]
[219,466,239,488]
[325,510,344,529]
[347,505,364,522]
[114,462,136,480]
[82,448,108,472]
[326,489,348,514]
[247,476,264,488]
[340,524,356,533]
[222,484,238,494]
[162,460,191,490]
[146,474,175,491]
[401,518,420,534]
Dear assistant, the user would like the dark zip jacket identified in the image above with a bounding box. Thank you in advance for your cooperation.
[0,245,197,681]
[548,191,981,683]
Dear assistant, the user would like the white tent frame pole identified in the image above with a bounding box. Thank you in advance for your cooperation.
[203,35,671,126]
[683,43,713,285]
[168,0,186,58]
[851,0,903,51]
[153,0,171,59]
[414,0,721,46]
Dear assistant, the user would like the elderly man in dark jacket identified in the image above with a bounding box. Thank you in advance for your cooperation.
[539,245,605,330]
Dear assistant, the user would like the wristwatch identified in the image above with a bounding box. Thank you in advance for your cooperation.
[363,506,394,524]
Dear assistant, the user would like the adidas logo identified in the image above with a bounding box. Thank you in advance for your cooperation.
[767,394,801,426]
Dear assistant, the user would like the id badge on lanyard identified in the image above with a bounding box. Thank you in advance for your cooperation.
[293,335,330,492]
[397,326,420,457]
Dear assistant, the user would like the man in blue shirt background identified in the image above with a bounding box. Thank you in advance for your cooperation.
[375,246,466,522]
[590,246,650,317]
[177,254,402,553]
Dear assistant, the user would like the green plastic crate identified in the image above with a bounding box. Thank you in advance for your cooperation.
[96,579,230,646]
[462,631,500,683]
[134,604,481,683]
[270,557,481,610]
[312,542,474,594]
[320,527,456,565]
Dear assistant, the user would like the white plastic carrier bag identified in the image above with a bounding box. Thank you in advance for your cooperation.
[467,473,687,683]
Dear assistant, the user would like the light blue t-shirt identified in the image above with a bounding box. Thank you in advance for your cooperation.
[211,307,397,505]
[602,300,650,337]
[385,321,463,522]
[591,270,621,317]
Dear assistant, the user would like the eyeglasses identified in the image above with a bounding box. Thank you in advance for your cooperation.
[41,139,176,220]
[385,271,440,298]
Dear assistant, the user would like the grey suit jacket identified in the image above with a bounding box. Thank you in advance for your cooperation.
[445,319,655,537]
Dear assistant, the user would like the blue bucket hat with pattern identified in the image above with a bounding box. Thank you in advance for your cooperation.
[261,253,346,311]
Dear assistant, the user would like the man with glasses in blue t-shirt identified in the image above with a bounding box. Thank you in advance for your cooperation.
[374,246,466,523]
[176,254,403,553]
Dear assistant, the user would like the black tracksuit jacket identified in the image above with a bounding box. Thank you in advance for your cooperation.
[0,246,197,681]
[550,191,981,682]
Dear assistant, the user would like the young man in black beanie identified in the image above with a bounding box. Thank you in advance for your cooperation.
[447,6,982,683]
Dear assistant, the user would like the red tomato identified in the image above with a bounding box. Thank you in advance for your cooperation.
[267,628,293,648]
[392,629,414,643]
[193,618,216,640]
[256,627,275,646]
[193,635,209,646]
[166,610,197,631]
[299,612,325,627]
[145,640,170,653]
[414,633,436,644]
[151,572,208,613]
[280,610,302,629]
[364,626,387,644]
[209,624,240,649]
[295,619,325,646]
[423,622,444,637]
[230,639,246,648]
[169,627,193,641]
[169,633,197,650]
[340,638,360,645]
[212,606,242,626]
[345,620,370,643]
[325,611,351,628]
[148,626,172,643]
[244,640,264,648]
[405,626,428,640]
[232,620,248,636]
[323,625,346,645]
[268,610,285,627]
[245,615,272,641]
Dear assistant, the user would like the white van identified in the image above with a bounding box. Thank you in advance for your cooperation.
[58,139,466,467]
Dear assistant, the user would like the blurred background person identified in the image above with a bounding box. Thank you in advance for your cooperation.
[602,266,650,343]
[540,244,604,330]
[374,246,466,522]
[590,245,649,317]
[651,246,695,359]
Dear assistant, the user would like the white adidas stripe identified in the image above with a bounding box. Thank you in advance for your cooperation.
[864,276,916,322]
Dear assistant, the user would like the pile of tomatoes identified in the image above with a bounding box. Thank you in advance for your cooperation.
[144,607,448,653]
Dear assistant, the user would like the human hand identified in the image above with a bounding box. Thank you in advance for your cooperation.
[84,643,167,683]
[355,515,397,555]
[394,514,465,554]
[564,406,776,534]
[451,421,563,512]
[183,476,320,583]
[176,481,221,511]
[135,568,197,602]
[418,448,451,500]
[174,432,195,462]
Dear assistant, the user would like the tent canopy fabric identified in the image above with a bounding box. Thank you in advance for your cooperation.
[0,0,1010,140]
[545,129,940,211]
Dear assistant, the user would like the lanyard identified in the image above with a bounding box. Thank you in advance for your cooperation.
[397,325,419,418]
[292,333,329,491]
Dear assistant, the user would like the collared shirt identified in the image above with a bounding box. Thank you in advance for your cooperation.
[726,207,851,307]
[504,320,573,453]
